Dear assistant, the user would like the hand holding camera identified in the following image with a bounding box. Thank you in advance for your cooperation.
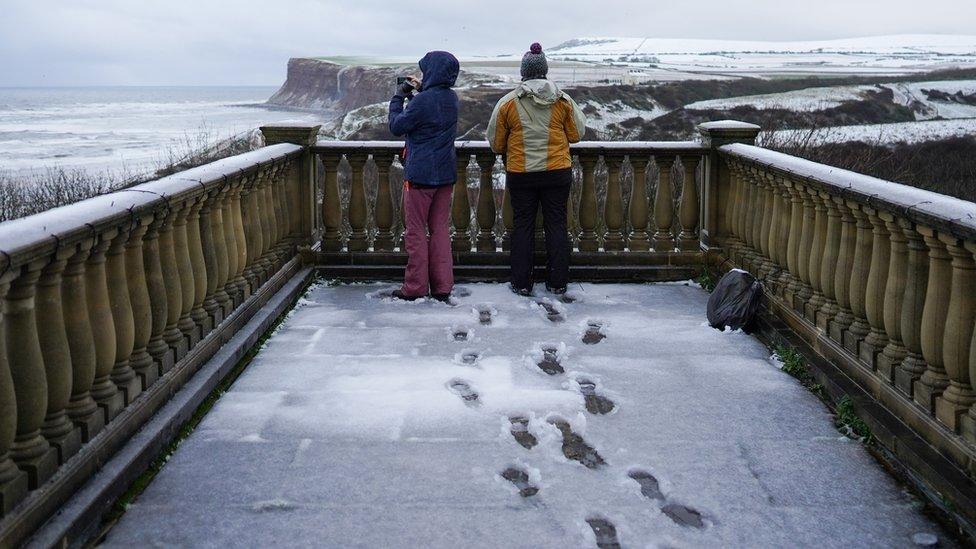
[396,76,422,97]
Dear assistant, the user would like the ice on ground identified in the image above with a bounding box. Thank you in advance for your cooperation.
[103,282,951,548]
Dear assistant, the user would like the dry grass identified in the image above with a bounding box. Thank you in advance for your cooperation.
[761,128,976,203]
[0,129,261,223]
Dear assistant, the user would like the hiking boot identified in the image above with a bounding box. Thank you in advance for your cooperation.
[546,285,567,295]
[510,283,533,297]
[432,293,457,305]
[391,289,423,301]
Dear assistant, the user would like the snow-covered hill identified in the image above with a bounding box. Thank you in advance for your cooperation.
[546,34,976,76]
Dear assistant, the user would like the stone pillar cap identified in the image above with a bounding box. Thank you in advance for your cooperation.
[697,120,761,147]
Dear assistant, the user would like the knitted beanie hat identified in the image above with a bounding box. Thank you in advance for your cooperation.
[520,43,548,81]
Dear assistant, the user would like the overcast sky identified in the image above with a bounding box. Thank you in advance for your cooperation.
[2,0,975,87]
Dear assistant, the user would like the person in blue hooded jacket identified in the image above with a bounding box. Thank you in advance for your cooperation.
[388,51,460,302]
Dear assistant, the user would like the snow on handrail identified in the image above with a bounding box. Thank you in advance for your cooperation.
[0,143,304,268]
[720,142,976,238]
[312,140,707,153]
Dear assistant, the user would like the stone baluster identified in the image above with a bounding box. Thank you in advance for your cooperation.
[894,221,930,398]
[914,227,951,412]
[652,156,675,252]
[859,208,890,369]
[628,156,650,251]
[748,168,767,272]
[320,153,342,251]
[476,154,497,252]
[732,163,753,265]
[86,231,123,422]
[347,154,369,252]
[815,192,841,330]
[256,167,276,278]
[173,199,200,347]
[275,162,293,261]
[756,172,776,279]
[578,155,599,252]
[143,211,172,378]
[107,225,141,405]
[792,185,816,314]
[502,179,514,252]
[159,203,187,362]
[219,182,240,309]
[186,196,210,336]
[36,251,82,464]
[374,154,395,251]
[62,240,104,442]
[240,175,262,293]
[773,177,794,296]
[740,169,760,270]
[727,160,748,252]
[724,161,743,248]
[5,261,59,488]
[678,155,700,251]
[934,234,976,431]
[604,155,625,251]
[228,177,250,303]
[876,213,909,383]
[199,192,223,327]
[451,155,472,252]
[211,187,232,316]
[804,188,828,322]
[829,197,857,344]
[844,203,872,354]
[783,181,805,310]
[961,240,976,442]
[267,164,284,264]
[0,272,28,514]
[126,217,156,391]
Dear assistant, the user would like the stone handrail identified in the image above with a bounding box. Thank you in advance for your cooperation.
[717,141,976,468]
[311,140,708,254]
[0,139,311,540]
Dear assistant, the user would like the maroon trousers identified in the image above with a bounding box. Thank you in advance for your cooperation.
[400,183,454,297]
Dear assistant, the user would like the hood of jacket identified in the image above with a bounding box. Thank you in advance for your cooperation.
[419,51,459,90]
[516,78,561,106]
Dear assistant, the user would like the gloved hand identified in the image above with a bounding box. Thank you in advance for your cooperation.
[397,80,415,97]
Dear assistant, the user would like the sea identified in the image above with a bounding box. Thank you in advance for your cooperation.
[0,86,328,177]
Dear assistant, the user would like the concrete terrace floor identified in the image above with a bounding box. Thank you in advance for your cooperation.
[103,282,947,548]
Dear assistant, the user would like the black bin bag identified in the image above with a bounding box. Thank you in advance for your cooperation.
[706,269,762,332]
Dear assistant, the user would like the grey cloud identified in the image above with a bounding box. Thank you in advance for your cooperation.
[1,0,974,86]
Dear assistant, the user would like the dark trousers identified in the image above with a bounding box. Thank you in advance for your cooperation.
[508,168,572,291]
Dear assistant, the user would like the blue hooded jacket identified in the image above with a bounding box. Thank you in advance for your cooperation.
[388,51,459,186]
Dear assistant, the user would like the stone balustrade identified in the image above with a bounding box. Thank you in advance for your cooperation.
[718,141,976,475]
[5,120,976,544]
[0,128,317,542]
[311,140,707,256]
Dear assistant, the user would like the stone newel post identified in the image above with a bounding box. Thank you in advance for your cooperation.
[260,125,322,248]
[697,121,761,251]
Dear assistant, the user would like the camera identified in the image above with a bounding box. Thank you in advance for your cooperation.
[396,76,418,92]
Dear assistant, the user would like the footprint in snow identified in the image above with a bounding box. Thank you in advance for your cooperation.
[509,416,538,449]
[500,467,539,497]
[585,517,621,549]
[448,379,480,406]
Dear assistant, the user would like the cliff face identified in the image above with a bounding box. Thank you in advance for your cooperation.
[267,58,409,112]
[266,57,500,113]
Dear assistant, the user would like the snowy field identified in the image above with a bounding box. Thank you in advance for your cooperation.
[103,282,946,548]
[546,35,976,77]
[769,118,976,145]
[686,79,976,120]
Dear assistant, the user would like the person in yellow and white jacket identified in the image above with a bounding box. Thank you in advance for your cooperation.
[487,42,586,296]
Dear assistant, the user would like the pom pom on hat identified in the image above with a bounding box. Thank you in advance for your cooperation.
[521,42,549,80]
